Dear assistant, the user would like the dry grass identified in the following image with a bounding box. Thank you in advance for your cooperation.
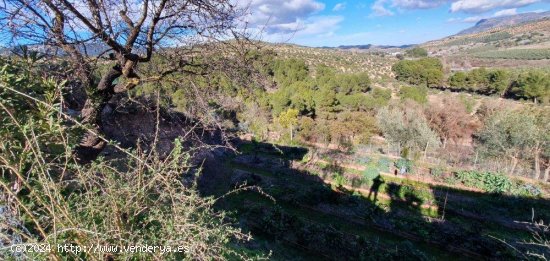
[0,64,264,260]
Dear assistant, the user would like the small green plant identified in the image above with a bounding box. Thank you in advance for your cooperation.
[395,158,414,174]
[458,94,475,113]
[377,157,391,172]
[454,171,512,194]
[429,166,445,180]
[511,184,542,197]
[363,162,380,181]
[333,173,347,187]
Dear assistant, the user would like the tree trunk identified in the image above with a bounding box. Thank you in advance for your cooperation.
[74,57,140,163]
[544,164,549,183]
[534,148,541,180]
[424,141,429,160]
[74,65,122,163]
[509,157,518,176]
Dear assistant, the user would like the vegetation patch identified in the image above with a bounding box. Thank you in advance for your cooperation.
[473,49,550,60]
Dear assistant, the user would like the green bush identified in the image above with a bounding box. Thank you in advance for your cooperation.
[377,158,391,173]
[363,163,380,181]
[399,86,428,104]
[429,167,445,179]
[510,70,550,103]
[392,58,443,87]
[405,47,428,58]
[398,184,433,203]
[333,173,347,187]
[0,58,253,260]
[448,68,511,95]
[454,171,512,194]
[511,184,542,197]
[395,158,414,174]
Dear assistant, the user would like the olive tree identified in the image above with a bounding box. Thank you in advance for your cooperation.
[376,105,440,158]
[532,108,550,181]
[475,110,538,176]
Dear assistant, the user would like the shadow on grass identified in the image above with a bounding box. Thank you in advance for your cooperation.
[199,140,549,260]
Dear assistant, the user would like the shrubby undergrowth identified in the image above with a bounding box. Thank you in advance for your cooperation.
[0,58,257,260]
[454,171,542,197]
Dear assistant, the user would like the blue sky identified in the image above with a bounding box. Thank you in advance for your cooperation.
[243,0,550,46]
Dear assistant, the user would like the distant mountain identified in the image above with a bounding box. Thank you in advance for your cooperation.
[1,43,110,57]
[457,11,550,35]
[335,44,372,50]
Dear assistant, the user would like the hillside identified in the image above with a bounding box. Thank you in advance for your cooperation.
[267,43,397,83]
[2,2,550,260]
[267,13,550,76]
[423,18,550,70]
[457,11,550,35]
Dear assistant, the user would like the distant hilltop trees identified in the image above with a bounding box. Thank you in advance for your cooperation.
[405,47,428,58]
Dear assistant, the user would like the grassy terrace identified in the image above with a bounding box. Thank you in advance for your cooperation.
[204,142,548,259]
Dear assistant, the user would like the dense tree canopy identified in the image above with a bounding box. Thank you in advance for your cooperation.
[266,59,376,118]
[448,68,511,95]
[405,47,428,58]
[510,70,550,103]
[446,68,549,103]
[476,110,538,175]
[376,105,440,157]
[392,58,443,87]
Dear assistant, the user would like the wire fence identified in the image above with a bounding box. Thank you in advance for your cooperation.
[350,143,542,180]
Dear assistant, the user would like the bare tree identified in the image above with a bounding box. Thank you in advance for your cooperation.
[425,98,479,148]
[0,0,249,162]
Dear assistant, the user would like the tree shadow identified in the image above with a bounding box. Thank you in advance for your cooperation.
[96,101,550,260]
[197,140,548,260]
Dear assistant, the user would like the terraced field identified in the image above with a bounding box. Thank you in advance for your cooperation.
[423,19,550,70]
[202,142,550,260]
[472,48,550,60]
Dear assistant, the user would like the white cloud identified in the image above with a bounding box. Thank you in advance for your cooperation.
[266,16,343,35]
[370,0,547,17]
[371,0,395,17]
[252,15,344,44]
[333,2,346,11]
[242,0,325,25]
[450,0,541,13]
[450,8,528,23]
[391,0,449,9]
[238,0,345,43]
[371,0,449,16]
[494,8,518,17]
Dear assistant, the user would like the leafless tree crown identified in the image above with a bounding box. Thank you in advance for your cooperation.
[0,0,249,162]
